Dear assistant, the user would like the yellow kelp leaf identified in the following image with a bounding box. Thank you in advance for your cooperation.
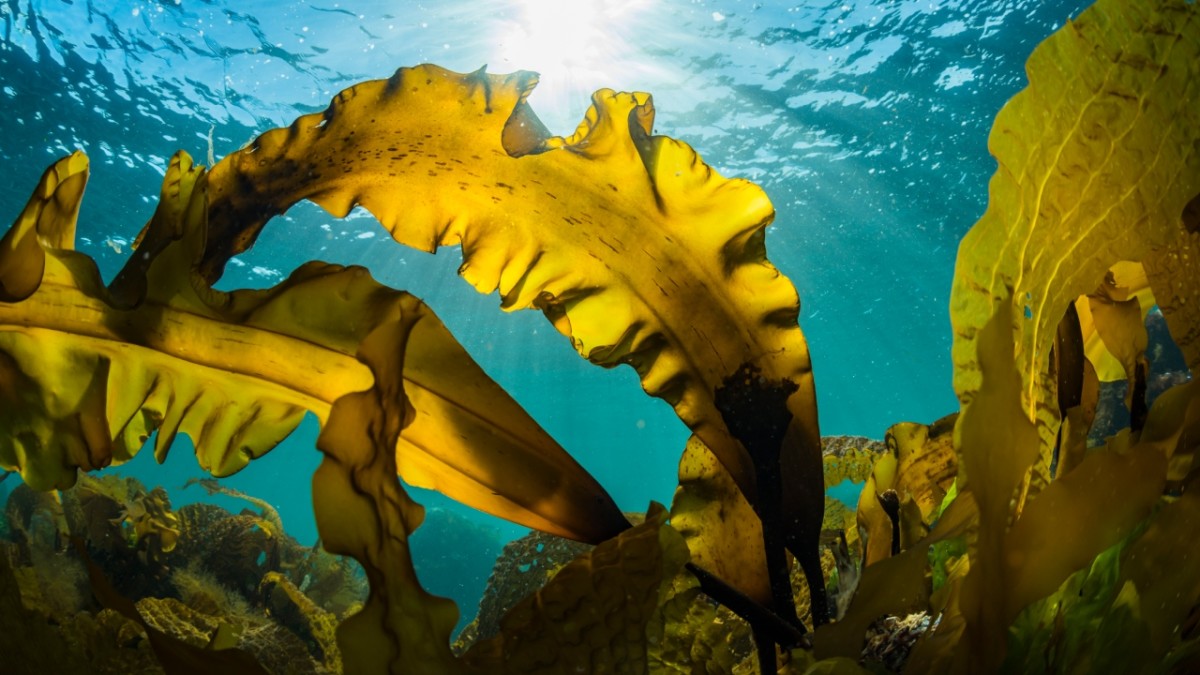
[461,503,691,674]
[1001,444,1166,625]
[815,491,978,660]
[1074,295,1133,384]
[0,151,86,303]
[955,305,1173,672]
[956,302,1041,671]
[1137,378,1200,482]
[1118,479,1200,653]
[887,415,958,522]
[856,415,957,566]
[1144,229,1200,374]
[196,64,823,558]
[948,0,1200,469]
[312,310,464,675]
[856,470,893,567]
[0,152,628,544]
[944,1,1200,665]
[670,434,769,604]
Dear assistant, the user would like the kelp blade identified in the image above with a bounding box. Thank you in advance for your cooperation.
[197,63,823,565]
[0,151,628,544]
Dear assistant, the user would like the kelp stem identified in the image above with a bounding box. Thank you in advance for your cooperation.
[757,456,803,627]
[686,562,806,646]
[714,364,807,638]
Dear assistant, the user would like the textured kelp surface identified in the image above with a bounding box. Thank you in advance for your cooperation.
[0,151,626,544]
[949,0,1200,491]
[824,0,1200,671]
[1,0,1200,671]
[192,65,825,563]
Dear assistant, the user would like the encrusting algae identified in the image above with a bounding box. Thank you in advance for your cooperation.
[0,0,1199,672]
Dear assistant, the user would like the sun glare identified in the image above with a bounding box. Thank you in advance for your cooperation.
[488,0,657,132]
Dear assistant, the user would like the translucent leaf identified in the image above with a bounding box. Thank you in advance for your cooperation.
[194,64,824,555]
[949,0,1200,479]
[0,151,627,543]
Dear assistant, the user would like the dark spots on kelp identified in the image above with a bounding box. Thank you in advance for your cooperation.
[607,183,619,192]
[495,181,515,194]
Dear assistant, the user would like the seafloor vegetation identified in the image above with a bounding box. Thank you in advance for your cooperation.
[0,0,1197,672]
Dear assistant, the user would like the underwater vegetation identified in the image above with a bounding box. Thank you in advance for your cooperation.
[0,0,1198,672]
[0,472,368,674]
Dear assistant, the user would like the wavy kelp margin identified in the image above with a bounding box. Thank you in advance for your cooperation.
[0,68,825,667]
[949,0,1200,488]
[817,0,1200,670]
[0,150,629,544]
[179,63,828,618]
[0,149,789,671]
[946,0,1200,665]
[3,0,1198,670]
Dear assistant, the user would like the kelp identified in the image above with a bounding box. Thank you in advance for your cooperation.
[934,0,1200,669]
[310,306,464,673]
[190,64,826,578]
[1144,230,1200,374]
[3,0,1200,670]
[857,415,957,567]
[671,435,770,604]
[949,0,1200,495]
[0,151,627,544]
[1002,480,1200,674]
[818,0,1200,669]
[460,504,691,673]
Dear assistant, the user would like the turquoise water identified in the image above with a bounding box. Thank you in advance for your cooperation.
[0,0,1091,631]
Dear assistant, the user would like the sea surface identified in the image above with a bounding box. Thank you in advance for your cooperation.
[0,0,1092,630]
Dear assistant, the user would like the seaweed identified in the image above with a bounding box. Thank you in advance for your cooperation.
[0,0,1198,671]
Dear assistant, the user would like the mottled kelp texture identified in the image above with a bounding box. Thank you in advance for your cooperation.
[949,0,1200,495]
[820,0,1200,672]
[0,151,627,544]
[2,0,1200,671]
[193,64,826,579]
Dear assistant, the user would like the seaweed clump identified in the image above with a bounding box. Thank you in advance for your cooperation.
[0,473,367,674]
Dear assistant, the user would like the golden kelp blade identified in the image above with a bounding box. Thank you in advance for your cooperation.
[949,0,1200,476]
[0,151,628,544]
[313,307,465,675]
[857,415,957,567]
[669,435,769,604]
[940,0,1200,668]
[196,63,823,559]
[1145,229,1200,374]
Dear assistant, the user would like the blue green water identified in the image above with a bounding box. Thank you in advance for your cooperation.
[0,0,1091,630]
